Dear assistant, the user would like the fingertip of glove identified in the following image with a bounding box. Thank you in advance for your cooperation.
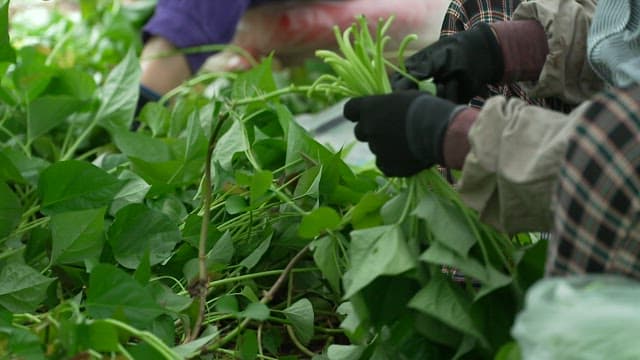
[392,77,418,91]
[343,97,363,122]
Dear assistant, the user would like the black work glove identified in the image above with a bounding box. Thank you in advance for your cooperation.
[392,22,503,104]
[343,91,458,177]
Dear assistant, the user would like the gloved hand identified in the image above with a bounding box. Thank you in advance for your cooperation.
[392,22,503,104]
[343,91,458,177]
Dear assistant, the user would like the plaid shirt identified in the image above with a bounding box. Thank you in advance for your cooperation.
[441,0,574,113]
[549,85,640,279]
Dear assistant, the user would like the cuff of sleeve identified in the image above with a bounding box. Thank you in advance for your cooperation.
[491,20,549,82]
[442,107,479,170]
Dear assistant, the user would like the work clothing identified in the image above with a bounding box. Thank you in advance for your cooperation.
[550,85,640,279]
[457,0,601,233]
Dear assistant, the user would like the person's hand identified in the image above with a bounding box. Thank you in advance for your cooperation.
[343,91,458,177]
[392,22,503,104]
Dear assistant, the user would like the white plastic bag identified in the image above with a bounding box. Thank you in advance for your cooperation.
[513,276,640,360]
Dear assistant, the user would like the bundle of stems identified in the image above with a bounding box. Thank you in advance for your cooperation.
[310,15,421,97]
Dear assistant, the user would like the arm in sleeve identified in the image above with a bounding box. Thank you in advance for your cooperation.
[457,96,591,233]
[512,0,603,104]
[143,0,251,72]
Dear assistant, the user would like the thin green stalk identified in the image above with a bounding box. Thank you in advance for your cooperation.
[117,344,135,360]
[177,268,318,296]
[0,246,25,261]
[231,85,313,106]
[61,114,98,160]
[0,124,29,155]
[285,274,316,357]
[189,110,228,342]
[102,319,180,360]
[207,245,311,352]
[215,348,278,360]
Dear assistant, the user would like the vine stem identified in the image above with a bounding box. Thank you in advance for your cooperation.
[207,244,310,352]
[286,273,315,357]
[101,319,180,360]
[187,111,228,342]
[177,268,318,296]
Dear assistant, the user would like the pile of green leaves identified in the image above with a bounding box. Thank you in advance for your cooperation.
[0,2,546,359]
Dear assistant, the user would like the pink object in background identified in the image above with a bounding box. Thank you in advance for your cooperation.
[202,0,450,71]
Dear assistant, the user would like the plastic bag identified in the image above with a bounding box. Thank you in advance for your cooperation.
[512,276,640,360]
[202,0,450,71]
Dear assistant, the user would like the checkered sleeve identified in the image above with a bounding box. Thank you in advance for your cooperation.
[549,85,640,279]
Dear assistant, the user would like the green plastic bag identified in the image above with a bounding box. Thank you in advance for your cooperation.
[513,276,640,360]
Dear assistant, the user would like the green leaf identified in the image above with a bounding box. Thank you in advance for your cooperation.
[311,236,341,293]
[350,192,388,229]
[0,263,54,313]
[89,320,120,352]
[253,138,286,170]
[239,235,271,270]
[27,96,88,142]
[225,195,248,215]
[298,207,342,239]
[0,182,21,239]
[232,57,277,100]
[139,102,170,137]
[133,250,151,285]
[0,150,24,183]
[50,207,106,267]
[343,225,416,298]
[285,121,320,172]
[216,295,239,314]
[172,331,219,358]
[149,282,192,313]
[109,170,150,215]
[38,160,123,215]
[327,344,366,360]
[206,231,235,266]
[96,49,140,132]
[420,242,511,299]
[239,329,259,360]
[241,302,270,321]
[336,302,367,343]
[183,109,208,163]
[86,264,165,328]
[213,120,246,170]
[13,47,54,101]
[108,204,181,269]
[3,149,49,186]
[284,298,314,345]
[294,165,322,199]
[0,0,15,63]
[250,170,273,206]
[0,325,45,360]
[408,272,488,347]
[46,68,97,100]
[413,195,477,257]
[113,130,172,163]
[495,342,521,360]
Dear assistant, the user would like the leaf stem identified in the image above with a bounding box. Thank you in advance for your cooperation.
[189,111,229,341]
[207,244,311,352]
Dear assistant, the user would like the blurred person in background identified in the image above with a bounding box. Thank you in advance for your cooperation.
[137,0,450,108]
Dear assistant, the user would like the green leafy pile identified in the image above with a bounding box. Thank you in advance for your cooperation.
[0,2,546,359]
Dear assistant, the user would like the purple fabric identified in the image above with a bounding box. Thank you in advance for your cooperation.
[143,0,276,72]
